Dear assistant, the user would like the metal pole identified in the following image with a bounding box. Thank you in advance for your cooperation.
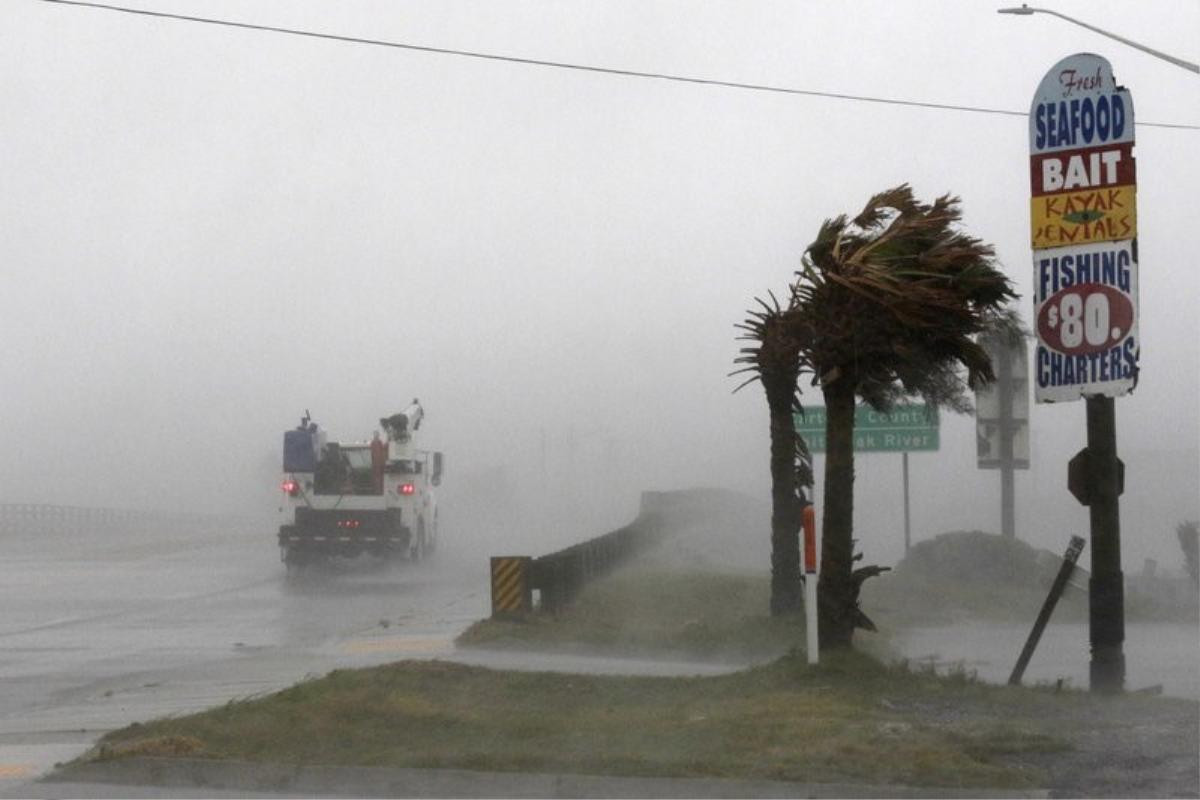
[1009,536,1085,685]
[997,5,1199,73]
[902,451,911,554]
[1086,395,1125,693]
[998,343,1016,539]
[1000,461,1015,539]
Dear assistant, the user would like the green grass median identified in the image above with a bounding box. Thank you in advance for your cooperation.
[457,568,798,661]
[91,651,1071,789]
[82,565,1193,792]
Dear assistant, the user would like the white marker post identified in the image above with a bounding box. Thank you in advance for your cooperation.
[803,504,819,664]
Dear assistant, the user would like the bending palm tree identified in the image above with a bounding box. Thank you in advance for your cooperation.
[793,185,1016,648]
[733,292,808,615]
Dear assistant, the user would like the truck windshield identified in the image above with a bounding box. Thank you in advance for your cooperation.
[313,446,378,495]
[341,448,371,470]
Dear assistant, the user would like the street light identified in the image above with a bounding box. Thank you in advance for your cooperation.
[998,4,1199,74]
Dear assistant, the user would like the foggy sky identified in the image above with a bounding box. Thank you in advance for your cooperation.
[2,1,1196,569]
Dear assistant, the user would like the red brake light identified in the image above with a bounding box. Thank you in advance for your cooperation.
[399,483,415,496]
[281,479,299,496]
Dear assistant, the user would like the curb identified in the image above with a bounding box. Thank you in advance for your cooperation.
[46,758,1050,799]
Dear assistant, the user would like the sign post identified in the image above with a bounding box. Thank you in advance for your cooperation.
[1009,536,1086,686]
[1029,53,1135,693]
[902,451,911,553]
[975,336,1030,538]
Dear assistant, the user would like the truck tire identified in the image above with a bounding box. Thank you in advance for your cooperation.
[411,519,425,562]
[283,546,305,576]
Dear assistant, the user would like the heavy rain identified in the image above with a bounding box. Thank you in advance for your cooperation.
[0,1,1196,797]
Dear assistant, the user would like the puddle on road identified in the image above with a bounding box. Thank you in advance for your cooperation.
[0,736,97,785]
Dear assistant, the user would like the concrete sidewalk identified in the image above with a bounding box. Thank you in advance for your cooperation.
[17,757,1049,799]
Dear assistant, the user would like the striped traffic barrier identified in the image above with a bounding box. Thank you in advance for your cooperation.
[490,556,532,618]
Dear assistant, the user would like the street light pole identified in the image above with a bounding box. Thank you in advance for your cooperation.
[998,4,1199,74]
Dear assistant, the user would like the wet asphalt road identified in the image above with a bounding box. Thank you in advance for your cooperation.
[0,515,741,793]
[0,518,492,784]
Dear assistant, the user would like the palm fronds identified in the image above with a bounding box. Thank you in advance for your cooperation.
[731,290,813,403]
[791,184,1017,407]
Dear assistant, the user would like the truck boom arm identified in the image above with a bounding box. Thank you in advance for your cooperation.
[380,399,423,443]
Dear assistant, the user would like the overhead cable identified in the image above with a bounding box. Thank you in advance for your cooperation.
[38,0,1200,131]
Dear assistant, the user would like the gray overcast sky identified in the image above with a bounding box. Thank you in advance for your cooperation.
[2,1,1197,567]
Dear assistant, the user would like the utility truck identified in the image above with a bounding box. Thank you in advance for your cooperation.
[277,401,443,570]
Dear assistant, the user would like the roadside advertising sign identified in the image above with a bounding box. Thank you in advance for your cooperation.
[1029,53,1138,403]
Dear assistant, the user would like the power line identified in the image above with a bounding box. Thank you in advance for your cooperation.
[37,0,1200,131]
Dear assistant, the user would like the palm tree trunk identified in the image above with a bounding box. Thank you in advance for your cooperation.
[766,379,802,616]
[818,379,856,647]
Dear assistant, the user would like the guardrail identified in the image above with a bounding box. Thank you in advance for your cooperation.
[0,503,245,535]
[491,490,703,617]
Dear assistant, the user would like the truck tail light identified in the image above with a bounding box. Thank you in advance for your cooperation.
[399,483,415,496]
[281,479,299,496]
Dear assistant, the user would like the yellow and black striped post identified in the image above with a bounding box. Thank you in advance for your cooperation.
[490,556,532,618]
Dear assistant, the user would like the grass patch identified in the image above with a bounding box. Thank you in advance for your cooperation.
[93,734,209,761]
[89,652,1076,789]
[959,726,1072,761]
[458,568,800,661]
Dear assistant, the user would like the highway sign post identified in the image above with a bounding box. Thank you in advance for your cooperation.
[795,403,938,554]
[1029,53,1133,693]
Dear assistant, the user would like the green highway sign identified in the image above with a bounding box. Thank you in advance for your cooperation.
[794,404,939,453]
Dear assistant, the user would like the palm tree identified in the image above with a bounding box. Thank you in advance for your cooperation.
[733,292,807,615]
[792,185,1017,648]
